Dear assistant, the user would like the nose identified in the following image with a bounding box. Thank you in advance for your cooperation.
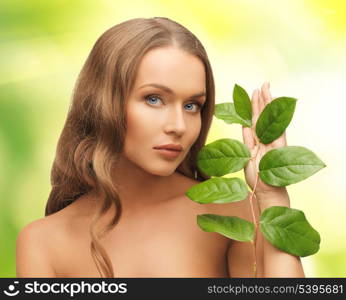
[164,105,187,136]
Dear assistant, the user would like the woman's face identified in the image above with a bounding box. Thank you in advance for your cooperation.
[123,46,206,176]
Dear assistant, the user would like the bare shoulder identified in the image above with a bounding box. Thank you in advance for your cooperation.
[16,194,90,277]
[18,203,73,236]
[16,214,62,277]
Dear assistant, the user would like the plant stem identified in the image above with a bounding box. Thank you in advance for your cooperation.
[249,172,260,277]
[249,129,261,277]
[254,193,261,216]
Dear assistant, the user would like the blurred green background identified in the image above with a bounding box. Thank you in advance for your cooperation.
[1,0,345,277]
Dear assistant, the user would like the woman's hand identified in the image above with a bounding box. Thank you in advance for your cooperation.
[242,82,290,206]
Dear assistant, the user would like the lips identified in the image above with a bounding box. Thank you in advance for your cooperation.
[154,148,182,159]
[153,144,183,151]
[155,148,181,152]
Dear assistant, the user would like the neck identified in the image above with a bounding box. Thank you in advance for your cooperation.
[109,156,182,213]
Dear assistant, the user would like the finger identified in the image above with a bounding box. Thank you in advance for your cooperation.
[258,86,265,112]
[252,89,260,126]
[262,81,272,104]
[283,131,287,144]
[272,131,287,148]
[261,82,287,148]
[270,133,287,149]
[242,125,255,150]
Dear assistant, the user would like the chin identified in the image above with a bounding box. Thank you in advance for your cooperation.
[149,167,176,177]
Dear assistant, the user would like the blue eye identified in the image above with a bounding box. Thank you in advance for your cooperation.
[144,94,203,113]
[144,94,162,105]
[185,103,202,112]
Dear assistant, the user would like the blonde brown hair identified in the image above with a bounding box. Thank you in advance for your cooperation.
[45,17,215,277]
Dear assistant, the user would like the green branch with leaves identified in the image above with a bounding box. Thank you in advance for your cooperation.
[185,83,326,277]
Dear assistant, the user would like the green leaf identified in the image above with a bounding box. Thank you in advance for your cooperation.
[196,138,251,176]
[260,206,321,257]
[197,214,255,242]
[215,102,252,127]
[233,84,252,122]
[255,97,297,144]
[259,146,326,186]
[185,177,249,204]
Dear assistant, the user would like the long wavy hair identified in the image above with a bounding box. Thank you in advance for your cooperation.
[45,17,215,278]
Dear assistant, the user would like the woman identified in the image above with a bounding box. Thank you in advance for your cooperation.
[16,17,305,278]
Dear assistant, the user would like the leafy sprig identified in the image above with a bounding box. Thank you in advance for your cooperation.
[185,84,326,276]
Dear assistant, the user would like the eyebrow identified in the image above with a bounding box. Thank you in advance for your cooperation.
[138,83,206,99]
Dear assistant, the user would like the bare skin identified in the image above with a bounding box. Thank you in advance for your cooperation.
[28,172,255,278]
[20,48,304,277]
[17,46,248,278]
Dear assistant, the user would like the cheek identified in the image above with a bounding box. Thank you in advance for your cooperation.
[188,116,202,145]
[124,103,155,148]
[195,114,203,135]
